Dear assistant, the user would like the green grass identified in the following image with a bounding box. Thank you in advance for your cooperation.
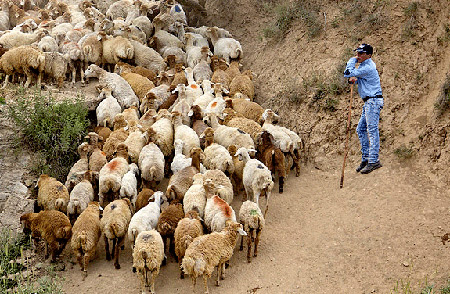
[263,1,323,39]
[6,87,89,182]
[402,2,420,39]
[393,145,415,160]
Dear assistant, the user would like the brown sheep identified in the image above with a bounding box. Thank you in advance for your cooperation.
[229,70,255,100]
[256,131,286,193]
[71,202,102,279]
[156,199,185,258]
[37,174,69,214]
[20,210,72,262]
[135,188,154,212]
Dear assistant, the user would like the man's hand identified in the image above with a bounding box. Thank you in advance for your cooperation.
[348,77,357,84]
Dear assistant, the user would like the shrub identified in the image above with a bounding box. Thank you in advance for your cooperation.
[6,88,89,182]
[393,145,415,160]
[402,2,419,39]
[434,74,450,116]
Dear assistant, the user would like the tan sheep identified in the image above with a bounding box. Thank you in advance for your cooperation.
[65,142,90,193]
[174,209,203,279]
[238,200,265,263]
[229,70,255,100]
[181,220,246,293]
[37,174,69,214]
[0,45,45,88]
[100,198,133,269]
[114,61,157,84]
[135,188,154,212]
[20,210,72,262]
[102,113,129,161]
[132,230,165,294]
[120,72,155,102]
[71,201,102,279]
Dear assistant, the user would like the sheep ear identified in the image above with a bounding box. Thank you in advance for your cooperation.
[238,226,247,236]
[99,206,104,211]
[187,109,193,116]
[222,88,229,94]
[124,126,129,131]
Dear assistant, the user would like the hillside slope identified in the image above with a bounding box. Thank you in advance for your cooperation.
[205,0,450,184]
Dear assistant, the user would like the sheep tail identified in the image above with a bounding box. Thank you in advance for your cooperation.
[57,225,72,239]
[74,200,81,215]
[101,177,120,194]
[182,235,193,249]
[79,232,88,252]
[182,256,204,276]
[131,228,138,243]
[55,198,65,212]
[110,223,120,238]
[165,185,177,201]
[236,47,243,59]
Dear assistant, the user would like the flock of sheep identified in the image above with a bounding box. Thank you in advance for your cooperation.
[8,0,304,293]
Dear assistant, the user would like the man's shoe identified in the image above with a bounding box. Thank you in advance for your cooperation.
[360,161,382,174]
[356,160,368,172]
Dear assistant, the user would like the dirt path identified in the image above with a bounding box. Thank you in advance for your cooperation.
[61,159,450,294]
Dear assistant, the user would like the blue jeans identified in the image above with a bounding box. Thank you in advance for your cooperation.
[356,98,383,163]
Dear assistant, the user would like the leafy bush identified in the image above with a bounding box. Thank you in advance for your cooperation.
[6,88,89,181]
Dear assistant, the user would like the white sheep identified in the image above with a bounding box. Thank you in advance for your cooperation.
[124,127,148,164]
[173,111,200,156]
[0,29,46,48]
[96,87,122,128]
[203,179,236,232]
[193,79,214,111]
[235,147,274,217]
[67,171,95,224]
[138,129,165,189]
[98,143,130,207]
[150,109,174,157]
[171,139,206,174]
[85,64,139,110]
[183,173,207,218]
[201,127,235,177]
[206,26,242,64]
[261,109,294,153]
[128,191,163,248]
[119,163,140,201]
[239,200,265,263]
[38,35,59,52]
[132,230,165,294]
[130,39,166,74]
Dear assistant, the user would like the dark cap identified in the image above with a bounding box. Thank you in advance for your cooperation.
[354,43,373,55]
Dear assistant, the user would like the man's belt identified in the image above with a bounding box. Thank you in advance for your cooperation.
[362,95,383,102]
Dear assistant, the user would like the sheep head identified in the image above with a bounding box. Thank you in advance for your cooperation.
[84,64,102,79]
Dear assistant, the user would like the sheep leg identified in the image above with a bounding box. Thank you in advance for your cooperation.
[111,237,117,258]
[114,237,124,269]
[203,275,209,294]
[50,242,59,263]
[178,257,184,279]
[80,65,85,85]
[44,241,49,259]
[220,262,225,280]
[71,65,76,84]
[191,276,197,292]
[150,270,157,294]
[239,232,244,251]
[254,228,262,258]
[82,253,90,280]
[24,73,32,88]
[215,264,220,286]
[247,228,253,263]
[2,74,9,88]
[37,71,42,87]
[104,235,111,261]
[138,269,146,293]
[264,191,271,218]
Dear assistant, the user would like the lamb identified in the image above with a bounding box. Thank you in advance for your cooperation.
[0,45,45,89]
[156,199,185,258]
[67,171,95,224]
[206,26,242,64]
[119,163,140,200]
[210,59,231,90]
[0,29,46,48]
[85,64,139,109]
[120,71,155,102]
[235,147,274,217]
[123,127,148,164]
[166,147,204,203]
[203,169,234,205]
[131,15,153,40]
[102,115,129,161]
[132,230,165,294]
[181,220,246,293]
[224,60,241,81]
[130,39,166,74]
[170,63,188,91]
[20,210,72,263]
[140,73,171,113]
[229,70,255,101]
[139,108,157,131]
[174,209,203,279]
[96,87,122,128]
[173,111,200,156]
[151,30,183,55]
[85,132,107,172]
[202,127,235,177]
[105,0,133,20]
[171,85,191,125]
[122,106,140,126]
[42,51,67,88]
[70,201,102,279]
[204,83,226,119]
[256,131,286,194]
[65,142,90,192]
[238,200,265,263]
[79,31,104,78]
[37,174,69,214]
[227,145,244,196]
[98,143,130,207]
[138,128,165,189]
[134,188,154,212]
[183,173,206,218]
[205,113,255,151]
[100,198,133,269]
[128,191,163,248]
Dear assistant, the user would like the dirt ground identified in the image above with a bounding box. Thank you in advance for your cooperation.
[60,161,450,294]
[1,0,450,293]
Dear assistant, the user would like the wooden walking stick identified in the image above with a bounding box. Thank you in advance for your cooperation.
[340,83,354,189]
